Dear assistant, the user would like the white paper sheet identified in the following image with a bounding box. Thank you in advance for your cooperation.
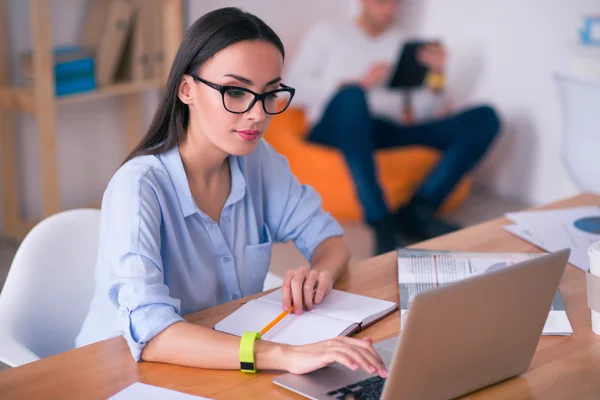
[504,207,600,271]
[109,383,211,400]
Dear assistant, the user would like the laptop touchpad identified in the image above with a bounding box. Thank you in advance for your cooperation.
[378,349,395,367]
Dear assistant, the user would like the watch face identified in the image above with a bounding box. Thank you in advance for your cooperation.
[241,361,255,371]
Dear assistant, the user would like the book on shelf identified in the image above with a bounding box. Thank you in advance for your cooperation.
[79,0,112,54]
[54,74,97,97]
[19,45,97,97]
[19,46,94,80]
[117,0,167,82]
[150,0,166,80]
[93,0,135,86]
[18,0,168,93]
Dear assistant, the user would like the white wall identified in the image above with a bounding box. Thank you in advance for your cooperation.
[186,0,353,64]
[188,0,595,206]
[403,0,597,205]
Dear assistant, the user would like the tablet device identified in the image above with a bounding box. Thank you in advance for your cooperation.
[388,41,437,89]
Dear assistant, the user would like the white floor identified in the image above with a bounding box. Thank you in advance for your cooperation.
[0,186,527,371]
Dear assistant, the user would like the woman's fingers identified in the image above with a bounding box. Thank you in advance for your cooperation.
[303,270,319,310]
[326,351,359,372]
[313,271,331,304]
[288,337,387,377]
[281,270,296,311]
[335,337,386,375]
[333,346,380,376]
[282,267,332,313]
[291,267,309,314]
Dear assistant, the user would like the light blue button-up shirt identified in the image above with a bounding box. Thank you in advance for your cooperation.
[75,139,343,361]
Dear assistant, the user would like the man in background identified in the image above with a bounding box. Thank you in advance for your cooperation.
[285,0,501,255]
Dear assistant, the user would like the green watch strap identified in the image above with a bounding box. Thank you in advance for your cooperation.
[240,331,262,373]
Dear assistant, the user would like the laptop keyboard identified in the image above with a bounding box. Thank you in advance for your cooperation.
[326,376,386,399]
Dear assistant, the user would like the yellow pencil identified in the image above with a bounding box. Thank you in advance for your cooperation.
[260,306,294,336]
[260,290,316,336]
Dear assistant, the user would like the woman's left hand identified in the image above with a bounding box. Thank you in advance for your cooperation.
[281,266,333,315]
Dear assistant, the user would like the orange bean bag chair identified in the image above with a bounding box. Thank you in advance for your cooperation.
[263,107,473,221]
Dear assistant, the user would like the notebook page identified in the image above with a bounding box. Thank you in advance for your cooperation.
[214,299,281,337]
[259,289,397,325]
[262,311,356,345]
[214,299,355,345]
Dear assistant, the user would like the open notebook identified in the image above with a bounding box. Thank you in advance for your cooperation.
[214,289,398,345]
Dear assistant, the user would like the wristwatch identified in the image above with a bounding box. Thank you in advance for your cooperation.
[240,331,262,373]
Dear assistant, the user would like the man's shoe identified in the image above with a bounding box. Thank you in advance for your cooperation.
[395,197,461,241]
[370,216,409,256]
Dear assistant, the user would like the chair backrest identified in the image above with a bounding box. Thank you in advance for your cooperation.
[0,209,100,360]
[555,73,600,194]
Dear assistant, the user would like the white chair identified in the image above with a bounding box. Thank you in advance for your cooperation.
[0,207,285,367]
[0,209,100,367]
[555,73,600,195]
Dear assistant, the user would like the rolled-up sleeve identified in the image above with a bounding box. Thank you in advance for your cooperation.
[109,251,184,361]
[260,141,344,261]
[102,166,184,361]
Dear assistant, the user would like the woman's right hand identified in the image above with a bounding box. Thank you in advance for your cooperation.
[283,336,388,378]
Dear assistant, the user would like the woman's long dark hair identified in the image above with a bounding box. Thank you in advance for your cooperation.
[124,7,285,163]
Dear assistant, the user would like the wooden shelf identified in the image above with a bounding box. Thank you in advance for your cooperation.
[57,78,165,105]
[0,86,33,113]
[0,0,184,242]
[0,78,165,113]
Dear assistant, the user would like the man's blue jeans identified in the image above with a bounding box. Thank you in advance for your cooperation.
[308,85,501,224]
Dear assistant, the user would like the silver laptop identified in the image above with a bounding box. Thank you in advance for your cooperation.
[273,248,570,400]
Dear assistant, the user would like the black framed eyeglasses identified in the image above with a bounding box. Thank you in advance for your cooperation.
[189,74,295,115]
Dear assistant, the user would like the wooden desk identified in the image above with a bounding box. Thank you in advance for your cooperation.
[1,193,600,399]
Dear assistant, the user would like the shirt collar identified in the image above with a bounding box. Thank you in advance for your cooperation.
[225,155,247,209]
[159,145,247,219]
[159,145,197,218]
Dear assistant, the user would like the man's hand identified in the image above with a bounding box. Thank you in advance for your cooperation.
[436,98,454,118]
[417,43,447,74]
[359,62,391,90]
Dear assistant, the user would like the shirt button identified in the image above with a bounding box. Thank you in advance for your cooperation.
[232,294,239,300]
[222,216,230,223]
[223,256,231,263]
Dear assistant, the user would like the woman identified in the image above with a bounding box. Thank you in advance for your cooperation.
[75,7,387,378]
